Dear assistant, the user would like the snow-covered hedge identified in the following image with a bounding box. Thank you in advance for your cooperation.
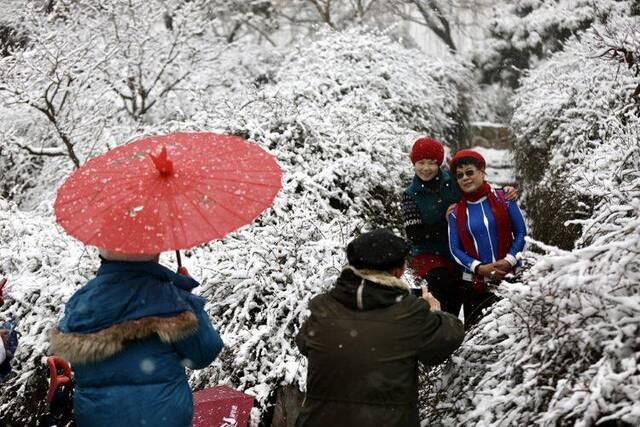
[0,200,92,425]
[421,18,640,426]
[0,25,471,424]
[511,17,638,248]
[475,0,632,87]
[0,0,222,210]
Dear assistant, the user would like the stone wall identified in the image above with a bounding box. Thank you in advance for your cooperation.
[468,122,514,150]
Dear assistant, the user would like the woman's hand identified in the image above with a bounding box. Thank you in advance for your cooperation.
[492,259,512,272]
[445,204,457,221]
[477,264,507,280]
[504,186,518,201]
[422,286,441,311]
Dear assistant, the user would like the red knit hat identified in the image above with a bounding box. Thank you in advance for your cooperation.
[410,138,444,165]
[449,149,486,172]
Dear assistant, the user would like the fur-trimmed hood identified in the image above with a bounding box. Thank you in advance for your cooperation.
[329,265,412,311]
[50,259,204,365]
[50,311,197,364]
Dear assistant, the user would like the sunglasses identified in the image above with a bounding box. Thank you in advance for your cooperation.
[456,170,476,179]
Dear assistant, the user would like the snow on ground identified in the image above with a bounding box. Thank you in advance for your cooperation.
[470,146,515,187]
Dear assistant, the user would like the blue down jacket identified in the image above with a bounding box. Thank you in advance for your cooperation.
[50,260,223,427]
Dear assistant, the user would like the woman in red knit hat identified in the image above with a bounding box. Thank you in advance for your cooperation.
[447,149,527,327]
[402,139,517,319]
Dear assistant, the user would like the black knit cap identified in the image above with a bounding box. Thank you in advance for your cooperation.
[346,229,410,271]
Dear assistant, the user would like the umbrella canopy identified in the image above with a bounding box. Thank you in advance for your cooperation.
[193,385,254,427]
[55,132,281,254]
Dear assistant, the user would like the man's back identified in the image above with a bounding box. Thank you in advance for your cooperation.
[296,267,464,427]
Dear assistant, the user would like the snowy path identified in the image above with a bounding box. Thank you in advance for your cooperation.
[470,146,515,187]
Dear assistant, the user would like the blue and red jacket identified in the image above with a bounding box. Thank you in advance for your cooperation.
[448,190,527,282]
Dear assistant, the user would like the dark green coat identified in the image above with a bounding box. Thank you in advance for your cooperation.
[402,169,462,257]
[295,267,464,427]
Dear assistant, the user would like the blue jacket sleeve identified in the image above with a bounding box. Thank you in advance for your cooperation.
[507,201,527,257]
[173,295,223,369]
[448,213,479,271]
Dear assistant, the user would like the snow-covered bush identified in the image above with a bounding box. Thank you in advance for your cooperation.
[421,18,640,426]
[475,0,632,87]
[0,199,92,425]
[0,0,223,209]
[511,17,639,248]
[0,25,472,424]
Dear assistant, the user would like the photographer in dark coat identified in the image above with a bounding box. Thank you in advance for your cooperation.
[295,229,464,427]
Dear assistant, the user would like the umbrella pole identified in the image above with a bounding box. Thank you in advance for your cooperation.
[176,250,182,269]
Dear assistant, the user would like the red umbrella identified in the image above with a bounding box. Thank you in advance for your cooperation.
[193,386,254,427]
[54,132,281,256]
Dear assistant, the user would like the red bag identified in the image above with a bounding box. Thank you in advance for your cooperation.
[193,385,254,427]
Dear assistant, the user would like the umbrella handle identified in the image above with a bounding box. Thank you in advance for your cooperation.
[176,251,190,276]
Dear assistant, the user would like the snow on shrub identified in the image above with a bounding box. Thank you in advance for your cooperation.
[511,17,638,248]
[421,18,640,427]
[0,0,222,210]
[475,0,632,87]
[0,199,92,425]
[0,26,471,424]
[272,28,471,146]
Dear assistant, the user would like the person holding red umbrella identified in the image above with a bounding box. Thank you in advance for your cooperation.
[50,247,223,427]
[49,132,282,427]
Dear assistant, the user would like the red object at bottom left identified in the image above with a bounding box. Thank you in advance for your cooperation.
[193,385,254,427]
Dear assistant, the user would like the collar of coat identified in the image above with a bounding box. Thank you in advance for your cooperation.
[333,266,411,311]
[406,168,451,196]
[49,311,198,365]
[344,266,410,290]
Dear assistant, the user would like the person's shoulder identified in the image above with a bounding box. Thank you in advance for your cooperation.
[492,187,512,204]
[305,292,341,319]
[440,167,458,184]
[309,292,334,307]
[402,188,415,201]
[64,275,105,305]
[404,178,418,197]
[440,169,461,196]
[395,294,430,318]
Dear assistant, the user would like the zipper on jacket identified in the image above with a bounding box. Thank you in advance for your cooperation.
[356,279,365,310]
